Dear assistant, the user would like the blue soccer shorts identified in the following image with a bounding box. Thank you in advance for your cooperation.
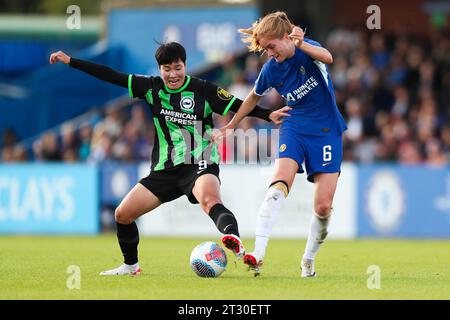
[278,127,343,183]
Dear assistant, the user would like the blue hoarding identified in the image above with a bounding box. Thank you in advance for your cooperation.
[1,162,449,238]
[0,164,99,234]
[357,165,450,237]
[100,162,138,205]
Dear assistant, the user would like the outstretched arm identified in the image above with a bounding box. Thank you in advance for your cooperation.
[230,97,291,124]
[212,89,261,141]
[229,89,261,128]
[49,51,128,87]
[229,98,271,121]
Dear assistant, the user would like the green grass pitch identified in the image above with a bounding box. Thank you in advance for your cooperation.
[1,235,449,300]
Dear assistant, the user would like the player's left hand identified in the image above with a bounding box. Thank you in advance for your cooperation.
[289,26,305,48]
[270,106,292,125]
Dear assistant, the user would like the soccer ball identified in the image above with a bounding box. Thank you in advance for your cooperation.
[190,241,227,277]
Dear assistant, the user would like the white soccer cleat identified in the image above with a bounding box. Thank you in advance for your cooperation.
[301,258,317,278]
[243,251,264,277]
[99,263,141,276]
[221,234,245,259]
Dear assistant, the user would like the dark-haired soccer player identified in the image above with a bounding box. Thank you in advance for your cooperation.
[50,42,289,275]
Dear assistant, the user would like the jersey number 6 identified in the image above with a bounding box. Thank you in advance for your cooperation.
[323,145,332,162]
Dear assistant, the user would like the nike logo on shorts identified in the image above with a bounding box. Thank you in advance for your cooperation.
[322,162,332,167]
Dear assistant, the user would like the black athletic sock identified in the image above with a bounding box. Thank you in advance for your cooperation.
[209,203,240,237]
[116,222,139,265]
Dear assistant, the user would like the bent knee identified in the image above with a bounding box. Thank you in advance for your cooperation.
[114,206,134,225]
[199,196,222,213]
[314,203,333,217]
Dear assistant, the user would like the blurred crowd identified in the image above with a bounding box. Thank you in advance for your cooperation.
[0,103,154,163]
[1,27,449,166]
[215,27,450,166]
[326,27,450,166]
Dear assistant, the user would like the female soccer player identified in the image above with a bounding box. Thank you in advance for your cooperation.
[50,42,289,275]
[214,12,347,277]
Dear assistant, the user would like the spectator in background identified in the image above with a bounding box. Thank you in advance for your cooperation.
[113,140,134,162]
[33,132,61,161]
[326,26,361,56]
[391,118,411,144]
[42,132,62,161]
[1,146,13,162]
[375,113,397,161]
[415,93,438,145]
[228,73,252,101]
[391,85,410,118]
[344,97,364,143]
[440,124,450,159]
[437,69,450,117]
[12,144,28,162]
[0,128,28,162]
[216,53,241,89]
[62,148,78,162]
[78,123,92,161]
[242,54,261,84]
[330,55,349,90]
[129,104,149,138]
[369,33,390,70]
[1,127,17,149]
[398,140,422,165]
[60,122,80,161]
[405,45,423,95]
[386,53,407,87]
[88,129,114,163]
[113,121,149,161]
[425,137,447,167]
[0,128,18,162]
[101,107,124,139]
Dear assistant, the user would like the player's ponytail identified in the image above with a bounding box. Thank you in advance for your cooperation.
[238,20,260,52]
[238,11,294,52]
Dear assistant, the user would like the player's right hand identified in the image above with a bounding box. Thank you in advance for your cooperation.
[211,124,234,143]
[49,51,71,64]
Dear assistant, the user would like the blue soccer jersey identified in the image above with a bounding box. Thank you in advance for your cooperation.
[255,39,347,136]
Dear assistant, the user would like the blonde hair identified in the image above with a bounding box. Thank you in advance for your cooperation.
[239,11,293,52]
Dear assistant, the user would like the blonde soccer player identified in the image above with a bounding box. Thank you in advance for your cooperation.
[214,12,347,277]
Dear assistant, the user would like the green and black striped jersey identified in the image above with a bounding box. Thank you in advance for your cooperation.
[67,57,270,170]
[128,74,268,171]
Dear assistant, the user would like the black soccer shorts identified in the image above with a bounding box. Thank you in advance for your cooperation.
[139,162,220,204]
